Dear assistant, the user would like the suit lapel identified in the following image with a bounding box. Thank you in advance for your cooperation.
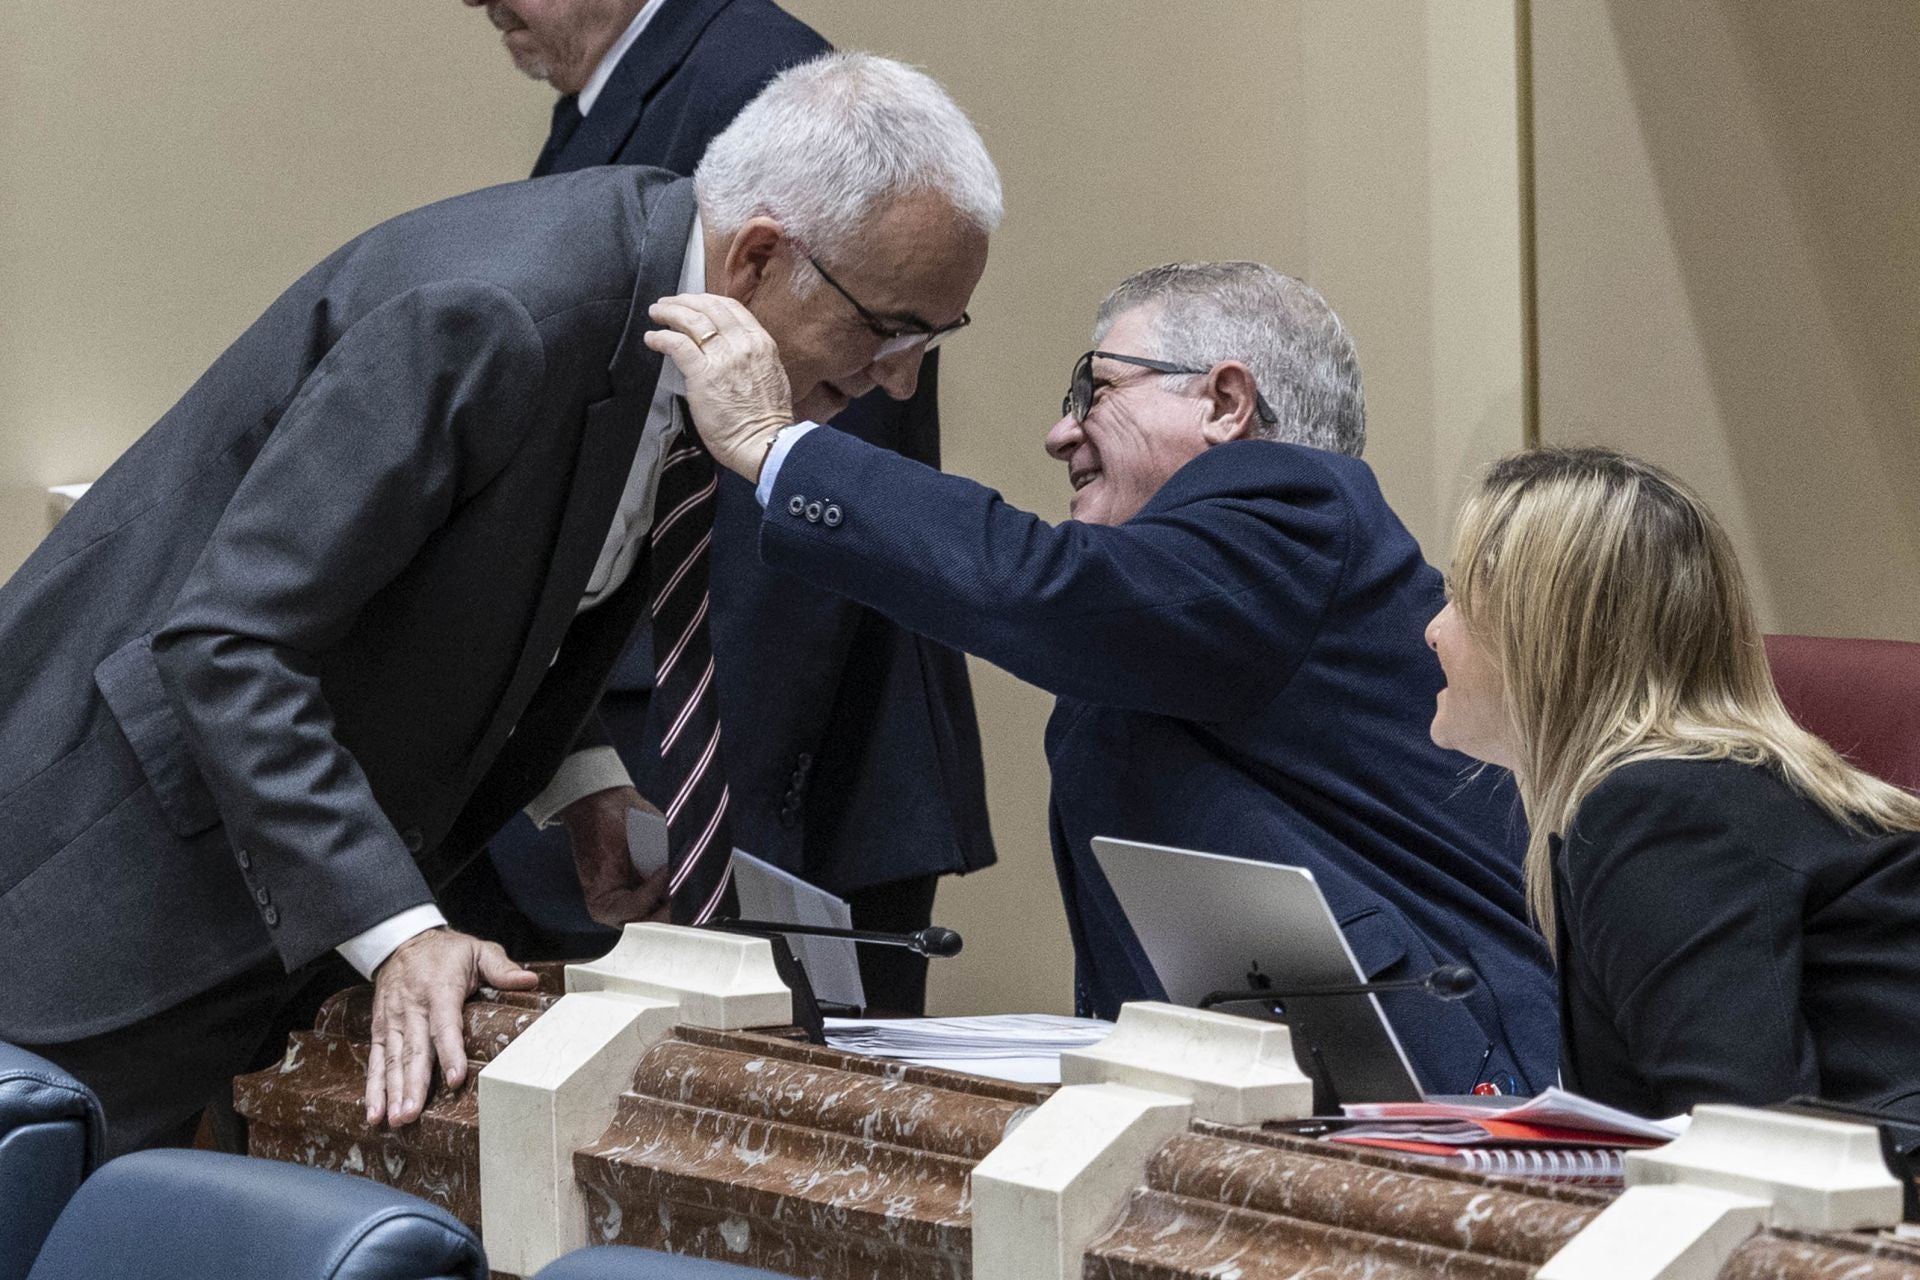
[551,0,739,171]
[465,175,699,784]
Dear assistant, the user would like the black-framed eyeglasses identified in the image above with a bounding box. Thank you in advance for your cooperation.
[1062,349,1278,426]
[807,253,971,359]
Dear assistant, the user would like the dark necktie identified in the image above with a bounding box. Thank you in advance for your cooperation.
[649,400,736,923]
[531,94,583,178]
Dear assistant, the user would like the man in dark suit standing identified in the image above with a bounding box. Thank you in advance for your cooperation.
[650,262,1561,1094]
[0,52,1002,1156]
[460,0,995,1013]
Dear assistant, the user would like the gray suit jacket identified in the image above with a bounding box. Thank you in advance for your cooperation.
[0,168,695,1042]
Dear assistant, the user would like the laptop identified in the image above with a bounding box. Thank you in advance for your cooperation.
[1091,836,1426,1107]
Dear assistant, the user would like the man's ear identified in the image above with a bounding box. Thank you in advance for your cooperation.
[1200,361,1262,445]
[718,216,785,304]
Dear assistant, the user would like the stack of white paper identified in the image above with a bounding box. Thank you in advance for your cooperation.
[824,1013,1114,1084]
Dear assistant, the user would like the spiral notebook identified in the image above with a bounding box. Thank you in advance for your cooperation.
[1384,1144,1626,1186]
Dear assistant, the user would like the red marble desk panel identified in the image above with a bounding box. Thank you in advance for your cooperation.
[235,979,1920,1280]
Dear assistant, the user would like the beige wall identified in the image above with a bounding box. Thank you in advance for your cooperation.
[1,2,1526,1016]
[1531,0,1920,641]
[0,3,547,571]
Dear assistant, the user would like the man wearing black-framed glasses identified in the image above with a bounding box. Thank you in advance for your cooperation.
[804,250,972,359]
[652,259,1558,1097]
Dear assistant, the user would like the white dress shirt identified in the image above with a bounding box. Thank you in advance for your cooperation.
[578,0,671,117]
[337,210,707,979]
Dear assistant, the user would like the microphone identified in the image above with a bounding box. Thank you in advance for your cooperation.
[704,918,964,959]
[1198,963,1478,1012]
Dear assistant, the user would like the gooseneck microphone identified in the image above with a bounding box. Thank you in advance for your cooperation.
[705,918,965,959]
[1197,962,1478,1012]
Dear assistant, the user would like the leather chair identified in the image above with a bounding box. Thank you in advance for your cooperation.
[533,1247,789,1279]
[0,1042,104,1280]
[26,1149,486,1280]
[1766,634,1920,790]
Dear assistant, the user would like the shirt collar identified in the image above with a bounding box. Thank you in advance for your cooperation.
[578,0,670,117]
[657,207,706,398]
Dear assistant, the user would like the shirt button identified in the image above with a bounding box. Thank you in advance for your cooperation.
[787,494,806,516]
[804,500,823,523]
[822,504,843,528]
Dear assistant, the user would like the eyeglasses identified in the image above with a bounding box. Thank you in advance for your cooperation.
[807,253,971,359]
[1062,349,1278,426]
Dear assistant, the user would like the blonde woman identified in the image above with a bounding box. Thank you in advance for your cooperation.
[1426,446,1920,1119]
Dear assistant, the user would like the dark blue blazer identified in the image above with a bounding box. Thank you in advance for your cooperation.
[761,428,1560,1092]
[538,0,994,891]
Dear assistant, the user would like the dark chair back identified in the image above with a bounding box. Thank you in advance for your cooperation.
[1766,634,1920,791]
[26,1149,486,1280]
[0,1042,104,1280]
[533,1245,789,1278]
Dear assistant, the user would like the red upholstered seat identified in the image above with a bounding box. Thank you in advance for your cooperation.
[1765,634,1920,792]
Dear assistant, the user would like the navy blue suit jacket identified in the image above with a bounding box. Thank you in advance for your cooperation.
[761,428,1560,1092]
[539,0,994,891]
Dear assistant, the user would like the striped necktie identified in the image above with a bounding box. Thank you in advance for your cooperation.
[649,399,735,923]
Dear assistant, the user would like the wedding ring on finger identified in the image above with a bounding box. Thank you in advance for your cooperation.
[693,326,721,348]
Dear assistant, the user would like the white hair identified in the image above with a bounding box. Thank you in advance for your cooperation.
[693,52,1003,292]
[1093,262,1367,456]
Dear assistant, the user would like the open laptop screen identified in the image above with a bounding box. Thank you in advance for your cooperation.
[1091,836,1425,1105]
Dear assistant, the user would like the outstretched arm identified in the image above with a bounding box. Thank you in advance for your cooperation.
[645,293,1346,723]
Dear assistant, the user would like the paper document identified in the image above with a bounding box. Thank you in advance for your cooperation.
[625,809,670,876]
[1342,1085,1686,1142]
[824,1013,1115,1084]
[729,850,866,1010]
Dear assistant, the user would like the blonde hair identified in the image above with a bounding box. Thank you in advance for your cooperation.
[1449,446,1920,939]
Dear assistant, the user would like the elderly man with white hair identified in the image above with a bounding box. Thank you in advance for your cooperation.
[0,52,1000,1157]
[648,262,1561,1095]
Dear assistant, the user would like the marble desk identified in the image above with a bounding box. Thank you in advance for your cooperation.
[234,976,1920,1279]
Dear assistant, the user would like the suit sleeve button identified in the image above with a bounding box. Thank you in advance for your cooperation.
[822,504,842,527]
[402,828,424,853]
[263,906,280,926]
[253,887,271,906]
[787,494,806,516]
[236,848,252,870]
[804,501,823,523]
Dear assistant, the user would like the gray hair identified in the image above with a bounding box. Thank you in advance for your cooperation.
[1093,262,1366,456]
[694,52,1003,294]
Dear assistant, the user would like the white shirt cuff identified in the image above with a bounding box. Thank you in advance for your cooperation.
[336,903,448,980]
[523,745,633,827]
[754,421,823,507]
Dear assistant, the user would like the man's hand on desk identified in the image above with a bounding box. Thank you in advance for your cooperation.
[559,784,674,926]
[644,292,794,484]
[364,927,538,1128]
